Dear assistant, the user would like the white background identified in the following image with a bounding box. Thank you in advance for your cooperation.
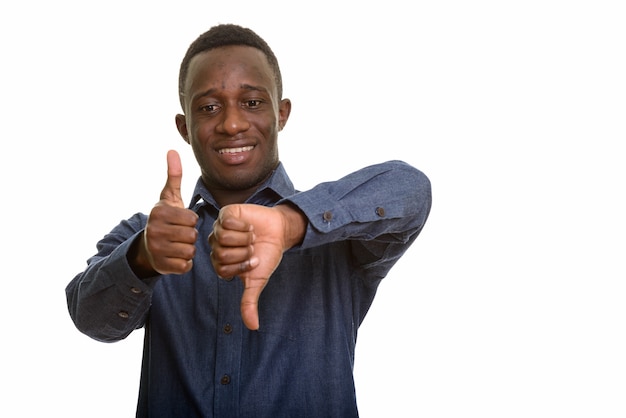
[1,1,625,417]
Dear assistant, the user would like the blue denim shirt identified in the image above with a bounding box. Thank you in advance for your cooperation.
[66,161,431,418]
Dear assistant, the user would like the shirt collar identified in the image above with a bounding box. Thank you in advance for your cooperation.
[188,162,296,211]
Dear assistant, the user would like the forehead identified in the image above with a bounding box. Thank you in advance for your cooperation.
[185,45,276,97]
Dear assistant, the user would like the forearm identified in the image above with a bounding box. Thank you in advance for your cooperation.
[283,160,432,248]
[280,160,431,283]
[66,234,157,342]
[66,215,158,342]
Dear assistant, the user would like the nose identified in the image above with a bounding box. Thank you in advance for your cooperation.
[217,104,250,135]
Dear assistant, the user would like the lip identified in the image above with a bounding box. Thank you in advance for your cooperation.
[215,144,255,165]
[218,145,255,154]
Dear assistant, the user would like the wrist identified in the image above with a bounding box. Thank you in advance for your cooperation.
[276,203,307,249]
[127,233,159,278]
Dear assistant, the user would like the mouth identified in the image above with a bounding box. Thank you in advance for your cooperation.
[218,145,255,154]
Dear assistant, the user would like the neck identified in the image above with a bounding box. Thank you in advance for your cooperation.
[211,188,257,208]
[202,166,277,208]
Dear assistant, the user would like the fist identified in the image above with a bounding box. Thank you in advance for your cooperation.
[142,150,198,275]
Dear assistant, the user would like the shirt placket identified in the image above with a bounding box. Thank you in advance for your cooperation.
[213,274,243,416]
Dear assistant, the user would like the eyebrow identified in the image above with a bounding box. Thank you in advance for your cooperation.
[191,84,269,102]
[240,84,269,94]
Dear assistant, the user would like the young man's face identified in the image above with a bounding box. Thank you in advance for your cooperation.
[176,45,291,200]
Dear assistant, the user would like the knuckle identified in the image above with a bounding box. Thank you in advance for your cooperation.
[211,249,224,263]
[216,265,231,278]
[178,259,192,273]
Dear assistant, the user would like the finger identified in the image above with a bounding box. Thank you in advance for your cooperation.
[154,257,194,275]
[218,204,256,232]
[160,150,185,207]
[239,267,263,331]
[210,227,255,248]
[210,244,254,264]
[210,247,256,278]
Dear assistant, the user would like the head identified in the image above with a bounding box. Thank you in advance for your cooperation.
[175,24,291,205]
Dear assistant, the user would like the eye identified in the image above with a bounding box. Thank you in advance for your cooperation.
[199,103,219,113]
[244,99,262,108]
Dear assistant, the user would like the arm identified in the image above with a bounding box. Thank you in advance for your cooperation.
[287,160,432,279]
[65,215,156,342]
[66,151,199,342]
[209,160,431,330]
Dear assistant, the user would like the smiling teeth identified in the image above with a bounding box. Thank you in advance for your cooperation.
[219,146,254,154]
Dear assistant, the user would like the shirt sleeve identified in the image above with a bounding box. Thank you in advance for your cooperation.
[282,160,432,281]
[65,213,159,342]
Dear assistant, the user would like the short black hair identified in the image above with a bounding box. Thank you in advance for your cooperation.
[178,24,283,109]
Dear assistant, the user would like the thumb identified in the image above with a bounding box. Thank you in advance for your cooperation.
[160,150,184,207]
[240,269,264,331]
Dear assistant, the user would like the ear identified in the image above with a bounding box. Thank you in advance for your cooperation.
[175,114,190,144]
[278,99,292,131]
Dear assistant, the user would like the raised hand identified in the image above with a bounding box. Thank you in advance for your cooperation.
[209,203,306,330]
[135,150,199,276]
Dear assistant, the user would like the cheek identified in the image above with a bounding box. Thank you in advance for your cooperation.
[188,125,213,159]
[190,122,214,145]
[259,117,281,139]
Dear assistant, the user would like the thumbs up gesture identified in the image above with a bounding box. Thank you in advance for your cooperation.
[135,150,199,276]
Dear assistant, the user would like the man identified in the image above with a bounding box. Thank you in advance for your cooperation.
[66,24,432,417]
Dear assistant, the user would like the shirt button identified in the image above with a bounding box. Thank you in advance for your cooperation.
[117,311,129,319]
[375,206,386,217]
[130,287,142,294]
[223,323,233,334]
[220,375,231,385]
[323,211,333,222]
